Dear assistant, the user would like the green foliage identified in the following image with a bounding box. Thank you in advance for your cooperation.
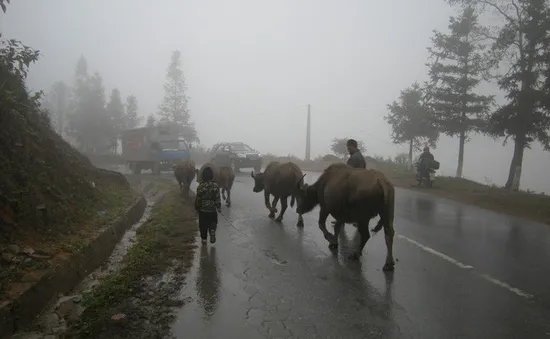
[426,7,494,137]
[426,7,494,177]
[0,37,40,82]
[394,152,409,167]
[43,81,70,136]
[106,88,125,133]
[485,0,550,148]
[158,50,198,143]
[385,83,439,151]
[145,114,156,127]
[66,57,114,154]
[124,95,140,129]
[330,137,365,158]
[448,0,550,189]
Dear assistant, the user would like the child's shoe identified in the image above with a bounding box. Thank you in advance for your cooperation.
[201,238,207,245]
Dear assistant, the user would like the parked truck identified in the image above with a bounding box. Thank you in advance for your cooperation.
[121,124,192,175]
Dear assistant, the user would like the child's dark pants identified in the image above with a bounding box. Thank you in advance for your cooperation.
[198,211,218,239]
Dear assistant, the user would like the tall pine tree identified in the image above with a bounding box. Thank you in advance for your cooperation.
[44,81,69,137]
[146,114,156,127]
[447,0,550,190]
[426,6,494,178]
[124,95,140,129]
[106,88,125,132]
[67,56,111,154]
[385,83,439,169]
[158,50,198,143]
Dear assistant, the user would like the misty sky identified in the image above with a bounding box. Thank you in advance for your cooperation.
[2,0,549,193]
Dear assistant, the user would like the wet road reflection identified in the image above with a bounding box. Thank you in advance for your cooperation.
[170,171,550,339]
[196,245,220,319]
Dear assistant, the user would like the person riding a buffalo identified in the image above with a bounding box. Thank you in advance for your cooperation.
[331,139,366,227]
[346,139,366,169]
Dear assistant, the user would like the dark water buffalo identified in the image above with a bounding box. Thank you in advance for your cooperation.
[295,163,396,271]
[173,160,196,195]
[196,162,235,207]
[251,161,306,227]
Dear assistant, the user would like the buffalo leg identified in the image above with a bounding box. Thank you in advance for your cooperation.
[265,191,276,218]
[318,208,337,245]
[380,210,395,271]
[226,188,231,207]
[349,220,371,260]
[296,213,304,227]
[329,222,344,250]
[270,196,279,218]
[275,197,288,222]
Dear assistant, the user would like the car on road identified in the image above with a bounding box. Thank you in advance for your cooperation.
[210,142,263,172]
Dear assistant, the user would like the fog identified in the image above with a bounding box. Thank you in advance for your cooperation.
[1,0,549,192]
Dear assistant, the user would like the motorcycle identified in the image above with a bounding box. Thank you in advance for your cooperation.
[415,161,438,188]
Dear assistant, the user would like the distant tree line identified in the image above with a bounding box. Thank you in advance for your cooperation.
[384,0,550,191]
[42,56,142,154]
[43,50,199,155]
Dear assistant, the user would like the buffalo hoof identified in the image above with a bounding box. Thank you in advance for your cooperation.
[347,252,361,260]
[328,243,338,250]
[275,216,283,223]
[383,263,395,271]
[268,213,276,219]
[296,219,304,228]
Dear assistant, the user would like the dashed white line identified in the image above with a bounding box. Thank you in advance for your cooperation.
[479,274,534,299]
[397,234,534,300]
[397,235,473,269]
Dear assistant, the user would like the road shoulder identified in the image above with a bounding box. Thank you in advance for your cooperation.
[63,187,198,339]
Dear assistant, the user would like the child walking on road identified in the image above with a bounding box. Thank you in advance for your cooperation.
[195,166,221,244]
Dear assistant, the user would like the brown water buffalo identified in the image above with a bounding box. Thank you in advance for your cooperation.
[295,163,396,271]
[173,160,196,195]
[196,162,235,207]
[251,161,306,227]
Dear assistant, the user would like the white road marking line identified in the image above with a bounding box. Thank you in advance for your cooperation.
[397,234,534,300]
[397,235,473,269]
[479,274,534,299]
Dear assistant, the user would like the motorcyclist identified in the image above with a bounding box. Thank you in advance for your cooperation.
[416,146,435,178]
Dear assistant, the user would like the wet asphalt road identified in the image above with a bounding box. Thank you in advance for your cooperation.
[169,171,550,339]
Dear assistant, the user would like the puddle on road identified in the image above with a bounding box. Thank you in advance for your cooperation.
[262,249,288,266]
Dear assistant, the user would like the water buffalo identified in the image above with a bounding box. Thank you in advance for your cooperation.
[251,161,306,227]
[295,163,396,271]
[196,162,235,207]
[173,160,196,195]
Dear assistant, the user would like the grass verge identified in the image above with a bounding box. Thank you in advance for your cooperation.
[68,187,198,339]
[0,182,138,300]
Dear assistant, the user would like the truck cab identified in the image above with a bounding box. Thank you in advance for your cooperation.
[122,124,192,175]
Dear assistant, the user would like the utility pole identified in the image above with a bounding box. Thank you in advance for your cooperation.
[305,104,311,161]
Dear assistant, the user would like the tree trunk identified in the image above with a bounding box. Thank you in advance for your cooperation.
[57,95,63,136]
[408,139,413,171]
[456,130,466,178]
[505,135,525,191]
